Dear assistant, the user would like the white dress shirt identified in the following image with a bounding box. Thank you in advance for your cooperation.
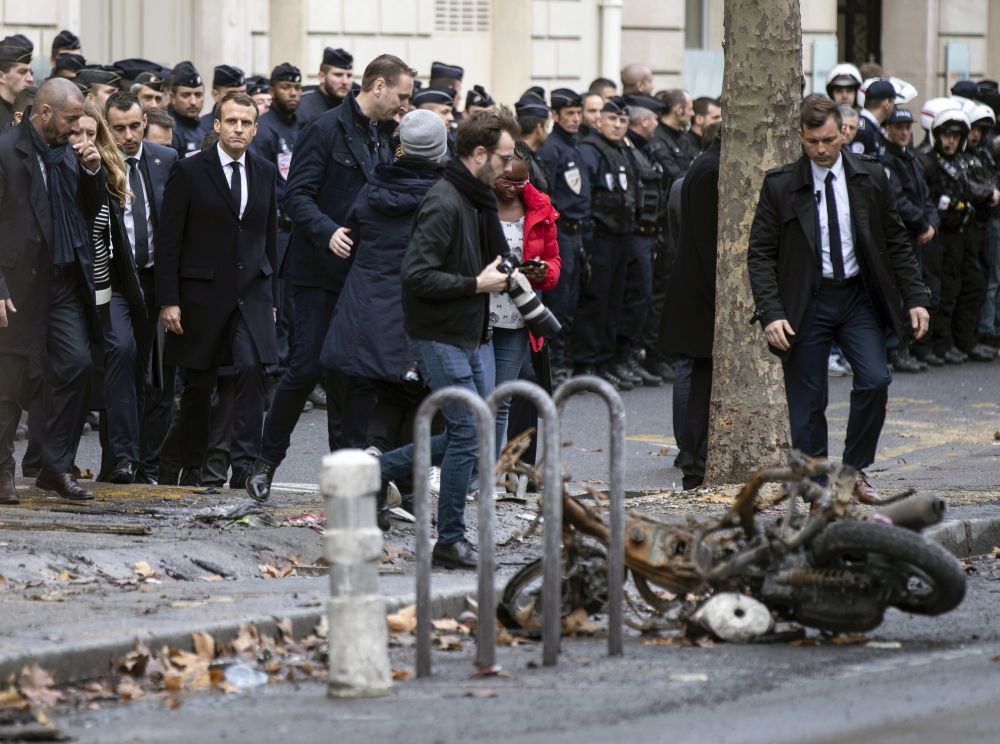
[124,143,155,268]
[810,154,858,279]
[216,143,248,219]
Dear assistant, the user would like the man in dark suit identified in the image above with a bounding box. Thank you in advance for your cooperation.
[246,54,415,501]
[104,91,178,483]
[155,91,278,488]
[748,95,931,503]
[0,78,104,503]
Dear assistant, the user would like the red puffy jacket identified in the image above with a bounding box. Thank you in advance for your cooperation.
[518,183,561,350]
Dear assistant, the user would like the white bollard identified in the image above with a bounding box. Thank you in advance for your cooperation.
[320,449,392,698]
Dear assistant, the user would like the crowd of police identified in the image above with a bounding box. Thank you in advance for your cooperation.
[0,29,996,563]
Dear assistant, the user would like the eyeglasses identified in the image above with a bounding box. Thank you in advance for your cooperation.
[496,177,528,189]
[488,149,516,166]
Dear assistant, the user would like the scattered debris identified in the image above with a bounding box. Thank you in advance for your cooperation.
[282,513,326,531]
[865,641,902,650]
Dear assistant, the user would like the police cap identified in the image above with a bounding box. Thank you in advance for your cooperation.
[3,34,33,52]
[550,87,582,110]
[515,93,549,120]
[602,96,629,115]
[465,84,494,109]
[322,47,353,70]
[213,64,245,88]
[864,79,896,102]
[430,61,463,81]
[950,80,979,99]
[0,41,32,64]
[884,107,913,126]
[54,52,86,73]
[413,85,456,107]
[978,79,999,97]
[133,70,165,91]
[246,75,270,96]
[171,61,202,88]
[76,66,122,88]
[624,93,666,114]
[112,58,160,84]
[523,85,545,100]
[51,30,80,56]
[270,63,301,84]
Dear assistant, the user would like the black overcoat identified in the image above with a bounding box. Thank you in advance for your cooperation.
[154,146,279,370]
[747,151,930,358]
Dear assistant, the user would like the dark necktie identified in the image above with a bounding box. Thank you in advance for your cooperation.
[825,170,845,280]
[126,158,149,268]
[230,161,242,218]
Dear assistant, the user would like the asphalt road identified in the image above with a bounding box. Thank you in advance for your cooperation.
[50,556,1000,744]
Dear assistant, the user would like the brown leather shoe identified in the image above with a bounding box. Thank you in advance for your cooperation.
[854,471,883,505]
[0,471,18,505]
[35,470,94,501]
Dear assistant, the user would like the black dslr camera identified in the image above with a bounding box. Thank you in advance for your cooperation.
[496,256,562,338]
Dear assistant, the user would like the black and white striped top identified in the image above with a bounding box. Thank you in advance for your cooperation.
[92,203,112,306]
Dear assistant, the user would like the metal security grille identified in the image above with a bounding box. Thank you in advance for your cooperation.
[434,0,491,33]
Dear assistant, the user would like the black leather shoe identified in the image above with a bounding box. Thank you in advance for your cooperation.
[308,385,328,409]
[106,460,137,484]
[649,360,676,382]
[627,357,663,386]
[599,365,633,390]
[613,361,642,385]
[0,471,18,505]
[134,471,157,485]
[35,470,94,501]
[245,460,276,502]
[178,467,203,487]
[22,465,39,478]
[943,347,967,364]
[158,463,181,486]
[888,349,922,373]
[914,351,945,367]
[229,468,250,490]
[967,344,998,362]
[432,540,478,570]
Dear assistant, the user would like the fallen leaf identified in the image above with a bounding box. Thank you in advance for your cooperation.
[57,569,72,582]
[133,561,157,578]
[435,635,464,651]
[432,618,468,634]
[387,604,418,634]
[642,635,687,647]
[470,665,510,679]
[789,638,819,647]
[0,575,6,591]
[0,689,29,711]
[392,668,413,681]
[831,633,867,645]
[655,448,672,456]
[197,575,224,582]
[561,608,597,636]
[192,632,215,662]
[991,546,1000,560]
[116,676,145,700]
[163,673,184,692]
[165,696,182,710]
[18,663,62,706]
[276,617,294,640]
[120,647,150,677]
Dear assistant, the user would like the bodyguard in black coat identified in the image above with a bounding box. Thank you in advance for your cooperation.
[748,96,929,503]
[155,93,278,486]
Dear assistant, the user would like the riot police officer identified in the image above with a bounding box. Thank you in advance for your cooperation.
[166,60,209,156]
[922,109,999,363]
[826,63,863,108]
[514,92,551,194]
[251,62,304,369]
[617,93,667,387]
[575,96,639,390]
[537,88,592,384]
[297,47,353,125]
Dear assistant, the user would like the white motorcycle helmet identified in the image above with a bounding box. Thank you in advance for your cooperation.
[930,108,971,148]
[967,102,996,129]
[856,77,918,108]
[825,63,863,100]
[920,97,962,132]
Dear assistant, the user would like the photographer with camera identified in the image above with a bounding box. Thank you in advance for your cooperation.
[486,140,561,457]
[373,109,521,569]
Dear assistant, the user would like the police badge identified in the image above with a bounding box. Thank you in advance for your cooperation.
[564,165,582,194]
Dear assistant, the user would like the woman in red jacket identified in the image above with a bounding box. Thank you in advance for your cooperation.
[487,141,561,457]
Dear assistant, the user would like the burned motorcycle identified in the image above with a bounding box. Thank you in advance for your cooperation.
[497,450,966,639]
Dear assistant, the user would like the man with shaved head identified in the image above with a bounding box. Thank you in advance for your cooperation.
[620,63,654,95]
[0,77,104,503]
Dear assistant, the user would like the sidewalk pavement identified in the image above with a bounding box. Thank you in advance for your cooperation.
[1,475,998,685]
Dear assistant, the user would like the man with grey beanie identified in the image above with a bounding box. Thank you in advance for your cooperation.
[320,110,448,529]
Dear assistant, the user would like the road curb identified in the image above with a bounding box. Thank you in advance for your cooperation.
[926,517,1000,558]
[0,589,472,686]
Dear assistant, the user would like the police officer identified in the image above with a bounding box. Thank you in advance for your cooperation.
[618,93,667,387]
[50,52,86,80]
[514,92,551,194]
[166,60,208,156]
[961,103,1000,361]
[296,47,353,125]
[917,97,961,155]
[464,84,494,117]
[575,96,638,390]
[130,69,166,110]
[826,63,863,108]
[537,88,591,384]
[199,65,246,133]
[251,62,303,369]
[922,109,999,364]
[881,106,935,371]
[853,78,894,159]
[412,85,457,158]
[428,61,463,118]
[246,75,271,115]
[0,39,34,129]
[76,66,121,111]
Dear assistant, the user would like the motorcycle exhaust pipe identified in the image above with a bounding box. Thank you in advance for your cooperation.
[873,492,946,531]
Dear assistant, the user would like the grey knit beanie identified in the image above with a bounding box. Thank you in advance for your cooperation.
[399,109,448,161]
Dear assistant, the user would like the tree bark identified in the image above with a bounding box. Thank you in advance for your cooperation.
[704,0,801,484]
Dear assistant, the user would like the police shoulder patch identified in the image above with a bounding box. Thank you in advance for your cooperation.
[850,142,866,154]
[859,153,880,162]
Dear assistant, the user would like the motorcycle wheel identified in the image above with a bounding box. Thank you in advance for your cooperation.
[810,520,966,616]
[497,558,545,630]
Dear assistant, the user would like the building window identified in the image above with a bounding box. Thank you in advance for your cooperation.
[685,0,707,49]
[435,0,492,33]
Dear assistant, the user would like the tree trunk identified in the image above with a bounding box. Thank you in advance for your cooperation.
[703,0,801,484]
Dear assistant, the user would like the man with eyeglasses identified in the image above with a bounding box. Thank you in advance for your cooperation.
[373,109,521,570]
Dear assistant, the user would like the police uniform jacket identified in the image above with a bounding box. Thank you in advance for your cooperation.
[748,151,929,355]
[167,104,210,157]
[921,149,994,233]
[296,88,341,127]
[536,123,591,224]
[0,120,103,360]
[967,145,1000,222]
[579,133,637,235]
[282,91,395,293]
[882,142,938,237]
[250,104,301,214]
[154,146,279,370]
[525,147,550,194]
[651,122,696,185]
[851,110,886,160]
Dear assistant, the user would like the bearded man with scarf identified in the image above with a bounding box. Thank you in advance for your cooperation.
[0,78,104,504]
[372,109,520,570]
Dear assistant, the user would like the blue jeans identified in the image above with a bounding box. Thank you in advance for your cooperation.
[544,230,582,369]
[483,327,530,456]
[379,337,489,545]
[979,217,1000,337]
